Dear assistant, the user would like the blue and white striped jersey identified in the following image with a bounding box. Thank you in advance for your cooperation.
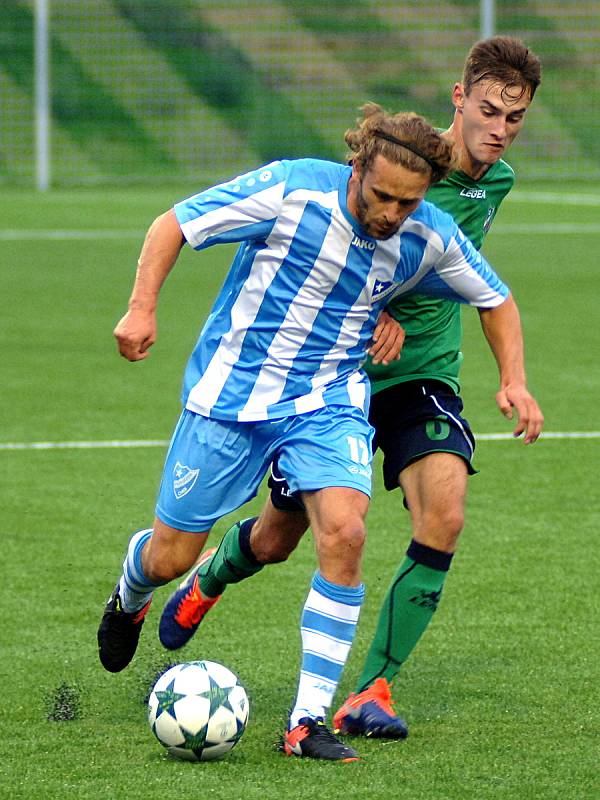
[174,158,508,422]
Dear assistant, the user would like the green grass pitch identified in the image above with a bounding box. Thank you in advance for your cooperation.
[1,186,599,799]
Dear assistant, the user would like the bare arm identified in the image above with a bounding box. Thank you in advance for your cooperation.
[478,293,544,444]
[114,209,185,361]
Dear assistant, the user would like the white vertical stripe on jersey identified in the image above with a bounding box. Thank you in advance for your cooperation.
[392,237,443,299]
[295,223,400,414]
[403,218,446,257]
[185,250,276,413]
[185,192,303,413]
[346,370,368,410]
[237,189,346,421]
[187,187,339,418]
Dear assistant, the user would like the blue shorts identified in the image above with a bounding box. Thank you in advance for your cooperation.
[270,380,476,513]
[155,406,374,532]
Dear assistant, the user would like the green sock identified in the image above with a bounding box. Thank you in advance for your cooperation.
[199,517,262,598]
[355,539,453,693]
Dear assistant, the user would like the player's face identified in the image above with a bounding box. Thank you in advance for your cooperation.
[348,154,430,239]
[454,79,531,169]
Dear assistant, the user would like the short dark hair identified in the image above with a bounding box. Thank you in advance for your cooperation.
[463,35,542,103]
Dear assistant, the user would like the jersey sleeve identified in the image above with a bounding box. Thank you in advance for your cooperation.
[409,224,509,308]
[174,161,287,250]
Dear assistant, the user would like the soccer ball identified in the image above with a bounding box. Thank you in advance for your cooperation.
[148,660,249,761]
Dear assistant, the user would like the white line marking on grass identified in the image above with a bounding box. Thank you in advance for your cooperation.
[478,432,600,440]
[0,229,142,241]
[1,433,599,451]
[0,439,170,450]
[493,223,600,234]
[509,191,600,206]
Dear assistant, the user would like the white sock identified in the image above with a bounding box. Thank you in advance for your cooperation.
[289,571,364,729]
[118,528,163,612]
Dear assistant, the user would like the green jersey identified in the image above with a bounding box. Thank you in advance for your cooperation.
[367,159,515,395]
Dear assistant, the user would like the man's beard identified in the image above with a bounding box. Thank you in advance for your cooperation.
[355,178,372,233]
[355,177,398,240]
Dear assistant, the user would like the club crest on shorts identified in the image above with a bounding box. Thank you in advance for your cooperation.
[173,461,200,499]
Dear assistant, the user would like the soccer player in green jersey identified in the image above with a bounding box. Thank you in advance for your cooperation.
[331,35,543,737]
[158,36,544,744]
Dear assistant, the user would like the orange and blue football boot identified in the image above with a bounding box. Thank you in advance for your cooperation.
[158,547,220,650]
[333,678,408,739]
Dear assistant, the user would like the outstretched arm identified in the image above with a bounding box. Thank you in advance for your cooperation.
[478,294,544,444]
[114,209,185,361]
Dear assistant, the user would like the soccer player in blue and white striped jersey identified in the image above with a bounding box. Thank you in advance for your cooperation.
[98,109,513,761]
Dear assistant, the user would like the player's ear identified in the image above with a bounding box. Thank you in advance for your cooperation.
[350,159,364,184]
[452,83,465,111]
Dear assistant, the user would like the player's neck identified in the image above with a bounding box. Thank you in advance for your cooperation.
[460,151,491,182]
[444,121,491,182]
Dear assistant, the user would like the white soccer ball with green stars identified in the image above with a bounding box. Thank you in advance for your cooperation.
[148,660,249,761]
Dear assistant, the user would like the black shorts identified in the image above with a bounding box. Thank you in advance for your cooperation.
[370,380,476,492]
[268,457,306,513]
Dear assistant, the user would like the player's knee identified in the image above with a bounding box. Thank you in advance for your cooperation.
[442,506,464,537]
[416,506,464,551]
[319,516,366,558]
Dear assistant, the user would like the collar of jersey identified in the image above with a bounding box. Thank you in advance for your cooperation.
[451,158,506,187]
[338,168,376,242]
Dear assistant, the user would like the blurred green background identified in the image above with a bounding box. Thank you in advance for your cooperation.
[2,0,600,187]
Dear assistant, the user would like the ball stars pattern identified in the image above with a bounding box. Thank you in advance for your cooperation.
[153,678,186,722]
[154,669,239,749]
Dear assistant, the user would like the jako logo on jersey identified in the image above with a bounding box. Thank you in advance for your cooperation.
[351,235,376,250]
[173,461,200,499]
[460,188,486,199]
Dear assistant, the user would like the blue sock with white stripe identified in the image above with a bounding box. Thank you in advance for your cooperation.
[118,529,165,612]
[289,571,365,729]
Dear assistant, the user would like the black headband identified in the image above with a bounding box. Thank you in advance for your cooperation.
[374,130,440,173]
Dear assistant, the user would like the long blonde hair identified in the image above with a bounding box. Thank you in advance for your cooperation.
[345,103,456,185]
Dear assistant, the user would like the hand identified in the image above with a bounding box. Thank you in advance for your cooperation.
[113,308,157,361]
[496,382,544,444]
[368,310,405,365]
